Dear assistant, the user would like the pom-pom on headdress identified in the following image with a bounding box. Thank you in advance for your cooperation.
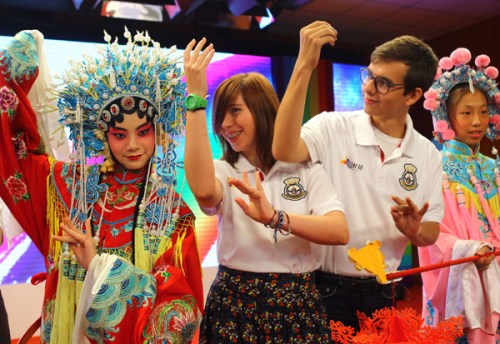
[423,47,500,143]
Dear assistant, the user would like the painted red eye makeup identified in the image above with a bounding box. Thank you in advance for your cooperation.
[139,122,153,131]
[108,126,126,134]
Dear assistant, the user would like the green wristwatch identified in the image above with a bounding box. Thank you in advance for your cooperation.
[185,94,208,111]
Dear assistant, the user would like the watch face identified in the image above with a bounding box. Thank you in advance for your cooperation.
[186,96,196,108]
[185,94,207,110]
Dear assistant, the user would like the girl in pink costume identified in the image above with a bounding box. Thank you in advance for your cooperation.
[419,47,500,343]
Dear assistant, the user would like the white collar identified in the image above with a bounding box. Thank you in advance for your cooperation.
[233,155,303,179]
[354,112,416,157]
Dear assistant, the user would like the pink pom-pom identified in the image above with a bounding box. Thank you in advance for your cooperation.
[495,93,500,105]
[450,48,471,66]
[434,68,442,80]
[442,128,456,141]
[485,66,499,79]
[475,54,491,68]
[439,57,454,71]
[424,89,438,100]
[423,98,437,110]
[434,120,449,132]
[490,114,500,127]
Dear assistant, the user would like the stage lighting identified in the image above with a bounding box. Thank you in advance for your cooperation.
[101,0,163,22]
[165,0,181,19]
[227,0,267,16]
[255,7,275,29]
[72,0,84,10]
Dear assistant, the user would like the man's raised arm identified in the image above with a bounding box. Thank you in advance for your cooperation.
[272,21,337,163]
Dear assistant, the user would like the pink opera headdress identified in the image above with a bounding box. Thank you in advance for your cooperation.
[423,47,500,143]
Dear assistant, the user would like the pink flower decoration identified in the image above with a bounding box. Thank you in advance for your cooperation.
[485,66,499,79]
[434,120,449,132]
[442,128,456,141]
[475,54,490,68]
[424,89,438,100]
[0,86,18,111]
[439,57,453,71]
[450,48,471,66]
[4,171,29,203]
[12,137,27,160]
[423,98,437,110]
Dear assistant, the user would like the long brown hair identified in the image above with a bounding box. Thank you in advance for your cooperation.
[212,72,279,171]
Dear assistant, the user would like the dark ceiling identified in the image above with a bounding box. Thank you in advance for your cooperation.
[0,0,499,64]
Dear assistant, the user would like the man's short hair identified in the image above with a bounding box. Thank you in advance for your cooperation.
[371,36,438,94]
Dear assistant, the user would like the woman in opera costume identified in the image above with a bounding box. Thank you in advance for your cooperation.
[0,28,203,343]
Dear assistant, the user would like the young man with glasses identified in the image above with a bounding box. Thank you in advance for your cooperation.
[273,21,443,330]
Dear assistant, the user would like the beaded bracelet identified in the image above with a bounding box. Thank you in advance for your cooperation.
[265,209,291,242]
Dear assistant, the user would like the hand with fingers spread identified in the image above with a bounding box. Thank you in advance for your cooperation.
[229,170,275,225]
[53,217,96,270]
[390,196,429,239]
[297,21,338,73]
[183,37,215,98]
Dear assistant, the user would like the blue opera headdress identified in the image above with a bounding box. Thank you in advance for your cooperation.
[57,27,186,171]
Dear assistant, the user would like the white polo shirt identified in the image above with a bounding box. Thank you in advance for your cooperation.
[202,156,344,274]
[302,110,443,276]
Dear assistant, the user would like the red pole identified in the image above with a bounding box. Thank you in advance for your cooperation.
[386,249,500,280]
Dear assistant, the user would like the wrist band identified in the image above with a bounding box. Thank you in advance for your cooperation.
[264,209,278,228]
[265,209,291,243]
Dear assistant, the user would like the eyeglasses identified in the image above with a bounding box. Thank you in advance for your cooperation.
[360,68,406,95]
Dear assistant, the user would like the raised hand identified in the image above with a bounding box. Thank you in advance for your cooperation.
[297,21,338,72]
[183,37,215,97]
[53,217,96,270]
[390,196,429,239]
[229,170,275,225]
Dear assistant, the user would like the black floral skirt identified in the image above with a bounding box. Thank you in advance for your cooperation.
[199,265,330,344]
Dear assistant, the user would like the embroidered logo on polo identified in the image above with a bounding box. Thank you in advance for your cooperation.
[399,163,418,191]
[282,177,307,200]
[340,156,363,172]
